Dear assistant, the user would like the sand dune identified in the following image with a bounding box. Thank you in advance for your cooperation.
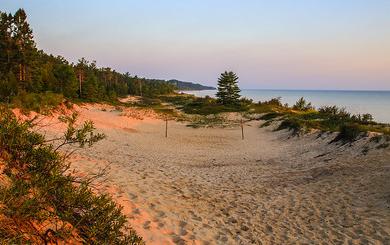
[41,104,390,244]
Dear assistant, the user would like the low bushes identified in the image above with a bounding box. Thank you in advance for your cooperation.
[0,107,143,244]
[11,91,64,114]
[276,118,304,135]
[259,98,389,142]
[182,96,246,115]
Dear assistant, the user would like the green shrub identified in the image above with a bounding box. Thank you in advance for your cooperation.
[134,97,162,107]
[158,94,195,106]
[11,91,64,113]
[292,97,314,111]
[239,97,253,106]
[182,96,246,115]
[0,107,143,244]
[257,97,283,107]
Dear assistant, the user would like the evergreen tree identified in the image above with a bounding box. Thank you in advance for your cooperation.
[12,9,36,88]
[53,62,78,98]
[1,9,176,103]
[0,12,14,77]
[0,71,18,102]
[216,71,241,105]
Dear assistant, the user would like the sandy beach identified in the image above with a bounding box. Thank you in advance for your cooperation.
[38,104,390,244]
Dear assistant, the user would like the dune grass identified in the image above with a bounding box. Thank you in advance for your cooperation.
[259,99,390,143]
[158,94,389,143]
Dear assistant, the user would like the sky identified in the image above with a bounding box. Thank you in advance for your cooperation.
[2,0,390,90]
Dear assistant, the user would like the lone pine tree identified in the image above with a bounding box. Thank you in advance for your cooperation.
[216,71,241,105]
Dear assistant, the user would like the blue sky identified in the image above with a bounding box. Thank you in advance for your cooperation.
[2,0,390,90]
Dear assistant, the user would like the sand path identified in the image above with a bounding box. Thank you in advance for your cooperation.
[44,105,390,244]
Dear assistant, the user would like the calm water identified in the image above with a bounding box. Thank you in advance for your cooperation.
[181,89,390,123]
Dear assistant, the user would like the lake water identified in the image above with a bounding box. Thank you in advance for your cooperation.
[181,89,390,123]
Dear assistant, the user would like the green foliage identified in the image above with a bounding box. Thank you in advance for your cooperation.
[216,71,241,105]
[330,123,364,143]
[0,9,175,108]
[260,112,283,121]
[11,91,64,113]
[53,62,78,98]
[258,97,283,107]
[0,71,18,102]
[258,98,389,141]
[158,94,196,106]
[167,79,215,90]
[183,96,246,115]
[292,97,314,111]
[0,107,143,244]
[137,97,162,107]
[276,118,303,135]
[186,114,229,128]
[239,97,253,106]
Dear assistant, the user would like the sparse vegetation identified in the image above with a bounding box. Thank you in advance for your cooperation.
[11,91,64,114]
[256,98,389,142]
[330,123,365,143]
[157,94,389,142]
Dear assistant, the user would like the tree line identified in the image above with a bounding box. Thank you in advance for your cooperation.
[0,9,175,103]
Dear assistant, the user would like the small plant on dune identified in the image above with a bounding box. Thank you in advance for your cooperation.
[292,97,314,111]
[239,97,253,106]
[182,96,246,115]
[257,97,283,107]
[249,97,287,114]
[276,118,303,135]
[0,107,143,244]
[260,112,283,121]
[318,105,340,115]
[330,123,365,144]
[351,113,374,124]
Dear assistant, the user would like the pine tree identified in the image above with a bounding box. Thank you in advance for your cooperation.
[216,71,241,105]
[13,9,36,87]
[0,12,15,78]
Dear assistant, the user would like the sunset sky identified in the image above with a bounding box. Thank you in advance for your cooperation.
[2,0,390,90]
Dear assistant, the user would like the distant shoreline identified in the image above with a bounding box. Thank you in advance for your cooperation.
[180,89,390,123]
[181,88,390,92]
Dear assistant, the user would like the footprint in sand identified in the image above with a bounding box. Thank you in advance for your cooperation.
[143,221,151,230]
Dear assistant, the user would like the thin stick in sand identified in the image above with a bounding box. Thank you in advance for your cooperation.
[241,118,244,140]
[165,117,168,138]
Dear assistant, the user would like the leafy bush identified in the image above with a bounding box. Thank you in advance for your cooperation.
[0,107,143,244]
